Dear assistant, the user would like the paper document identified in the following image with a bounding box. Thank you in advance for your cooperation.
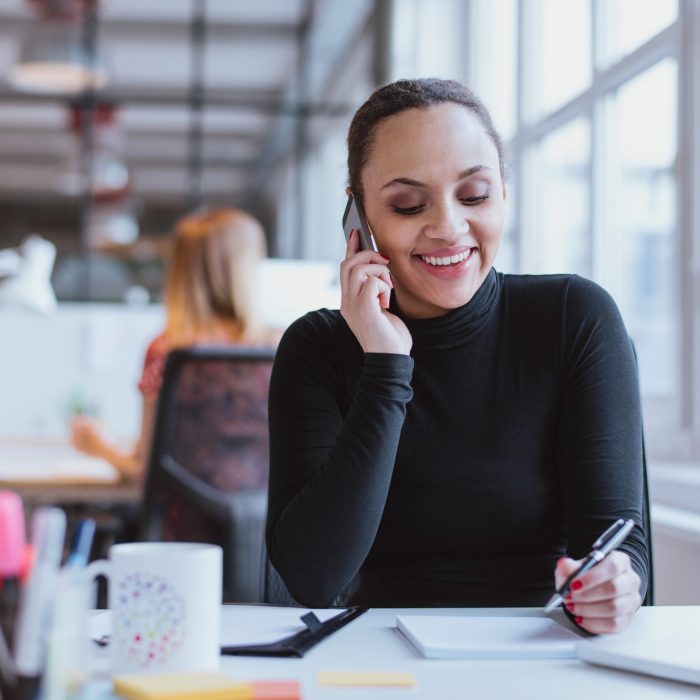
[396,615,581,659]
[220,605,346,646]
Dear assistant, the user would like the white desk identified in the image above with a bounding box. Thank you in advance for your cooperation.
[0,438,119,484]
[88,606,700,699]
[0,438,139,508]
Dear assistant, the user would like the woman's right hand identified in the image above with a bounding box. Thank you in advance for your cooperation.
[340,230,412,355]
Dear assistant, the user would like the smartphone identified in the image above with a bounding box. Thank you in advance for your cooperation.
[342,194,378,252]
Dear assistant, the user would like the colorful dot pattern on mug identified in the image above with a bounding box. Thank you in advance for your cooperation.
[113,572,187,668]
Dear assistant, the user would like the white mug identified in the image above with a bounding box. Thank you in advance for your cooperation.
[87,542,222,675]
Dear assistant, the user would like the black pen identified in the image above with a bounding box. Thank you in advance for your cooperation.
[544,518,635,613]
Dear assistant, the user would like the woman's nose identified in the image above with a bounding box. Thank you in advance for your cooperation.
[424,203,470,241]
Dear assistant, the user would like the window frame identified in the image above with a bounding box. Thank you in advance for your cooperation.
[469,0,698,461]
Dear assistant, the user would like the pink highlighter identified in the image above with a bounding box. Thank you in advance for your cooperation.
[0,490,26,645]
[0,490,25,580]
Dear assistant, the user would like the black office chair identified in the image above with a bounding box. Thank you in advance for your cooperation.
[630,339,654,605]
[139,346,275,603]
[640,428,654,605]
[261,542,300,606]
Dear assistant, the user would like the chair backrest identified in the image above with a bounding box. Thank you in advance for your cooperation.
[262,543,300,606]
[630,339,654,605]
[139,346,275,603]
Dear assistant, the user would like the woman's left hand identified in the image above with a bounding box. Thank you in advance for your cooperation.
[555,551,642,634]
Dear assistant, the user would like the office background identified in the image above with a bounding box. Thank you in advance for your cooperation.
[0,0,698,603]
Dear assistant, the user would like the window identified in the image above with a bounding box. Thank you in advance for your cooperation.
[601,0,678,66]
[529,0,592,120]
[613,59,678,401]
[527,118,591,275]
[469,0,697,460]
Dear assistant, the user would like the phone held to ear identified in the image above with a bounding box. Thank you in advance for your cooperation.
[342,195,378,253]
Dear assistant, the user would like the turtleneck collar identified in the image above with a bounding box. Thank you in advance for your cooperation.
[389,267,500,350]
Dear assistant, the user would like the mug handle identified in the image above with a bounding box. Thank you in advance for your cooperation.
[86,558,111,607]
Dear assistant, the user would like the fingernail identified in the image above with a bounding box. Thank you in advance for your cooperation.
[571,580,583,591]
[565,602,575,612]
[574,616,584,625]
[564,594,573,602]
[389,276,394,289]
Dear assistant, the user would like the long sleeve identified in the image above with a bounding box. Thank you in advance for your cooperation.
[266,312,414,606]
[556,276,648,600]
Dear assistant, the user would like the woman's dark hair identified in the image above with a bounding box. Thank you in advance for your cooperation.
[347,78,506,201]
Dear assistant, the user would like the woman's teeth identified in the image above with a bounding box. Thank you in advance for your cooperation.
[419,249,473,266]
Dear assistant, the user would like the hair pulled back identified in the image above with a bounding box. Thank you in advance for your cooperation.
[347,78,505,202]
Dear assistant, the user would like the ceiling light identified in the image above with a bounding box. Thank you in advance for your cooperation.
[10,0,107,95]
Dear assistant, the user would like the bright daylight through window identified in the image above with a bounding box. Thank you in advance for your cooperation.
[464,0,695,460]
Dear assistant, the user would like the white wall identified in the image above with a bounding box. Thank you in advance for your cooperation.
[1,303,163,439]
[0,258,340,440]
[650,466,700,604]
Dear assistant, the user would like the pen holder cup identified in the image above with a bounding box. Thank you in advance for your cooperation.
[86,542,222,675]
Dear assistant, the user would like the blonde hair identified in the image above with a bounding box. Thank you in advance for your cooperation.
[164,207,268,347]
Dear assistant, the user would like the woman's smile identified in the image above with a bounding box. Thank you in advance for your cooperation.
[415,246,479,278]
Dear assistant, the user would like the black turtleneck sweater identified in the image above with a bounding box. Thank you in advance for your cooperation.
[266,270,648,608]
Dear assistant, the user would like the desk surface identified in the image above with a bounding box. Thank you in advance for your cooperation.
[0,438,139,505]
[89,606,700,700]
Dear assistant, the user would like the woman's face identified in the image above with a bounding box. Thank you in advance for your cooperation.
[360,103,506,319]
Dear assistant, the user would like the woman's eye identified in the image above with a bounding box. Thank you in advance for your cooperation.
[460,195,489,205]
[392,204,425,215]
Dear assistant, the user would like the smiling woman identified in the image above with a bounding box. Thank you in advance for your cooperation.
[266,78,649,636]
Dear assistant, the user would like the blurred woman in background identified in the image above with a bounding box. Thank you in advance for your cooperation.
[71,207,279,481]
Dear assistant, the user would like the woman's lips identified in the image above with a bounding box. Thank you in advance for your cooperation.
[414,247,478,278]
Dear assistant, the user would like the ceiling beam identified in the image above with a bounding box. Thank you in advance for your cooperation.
[0,153,258,169]
[0,84,354,114]
[0,14,300,40]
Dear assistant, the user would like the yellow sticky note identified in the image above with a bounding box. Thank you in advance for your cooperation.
[317,671,415,687]
[113,672,252,700]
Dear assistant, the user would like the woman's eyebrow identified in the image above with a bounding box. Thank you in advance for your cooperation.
[381,165,491,190]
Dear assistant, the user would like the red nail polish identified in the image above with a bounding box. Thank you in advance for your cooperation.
[565,602,575,612]
[571,580,583,591]
[574,616,584,625]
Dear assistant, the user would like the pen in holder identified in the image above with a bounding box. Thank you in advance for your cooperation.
[42,567,92,700]
[13,508,67,700]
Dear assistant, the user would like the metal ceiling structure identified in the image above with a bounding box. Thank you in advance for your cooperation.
[0,0,374,211]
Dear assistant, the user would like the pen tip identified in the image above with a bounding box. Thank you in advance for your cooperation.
[543,594,562,613]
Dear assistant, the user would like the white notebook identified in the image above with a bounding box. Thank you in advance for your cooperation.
[396,615,581,659]
[576,607,700,686]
